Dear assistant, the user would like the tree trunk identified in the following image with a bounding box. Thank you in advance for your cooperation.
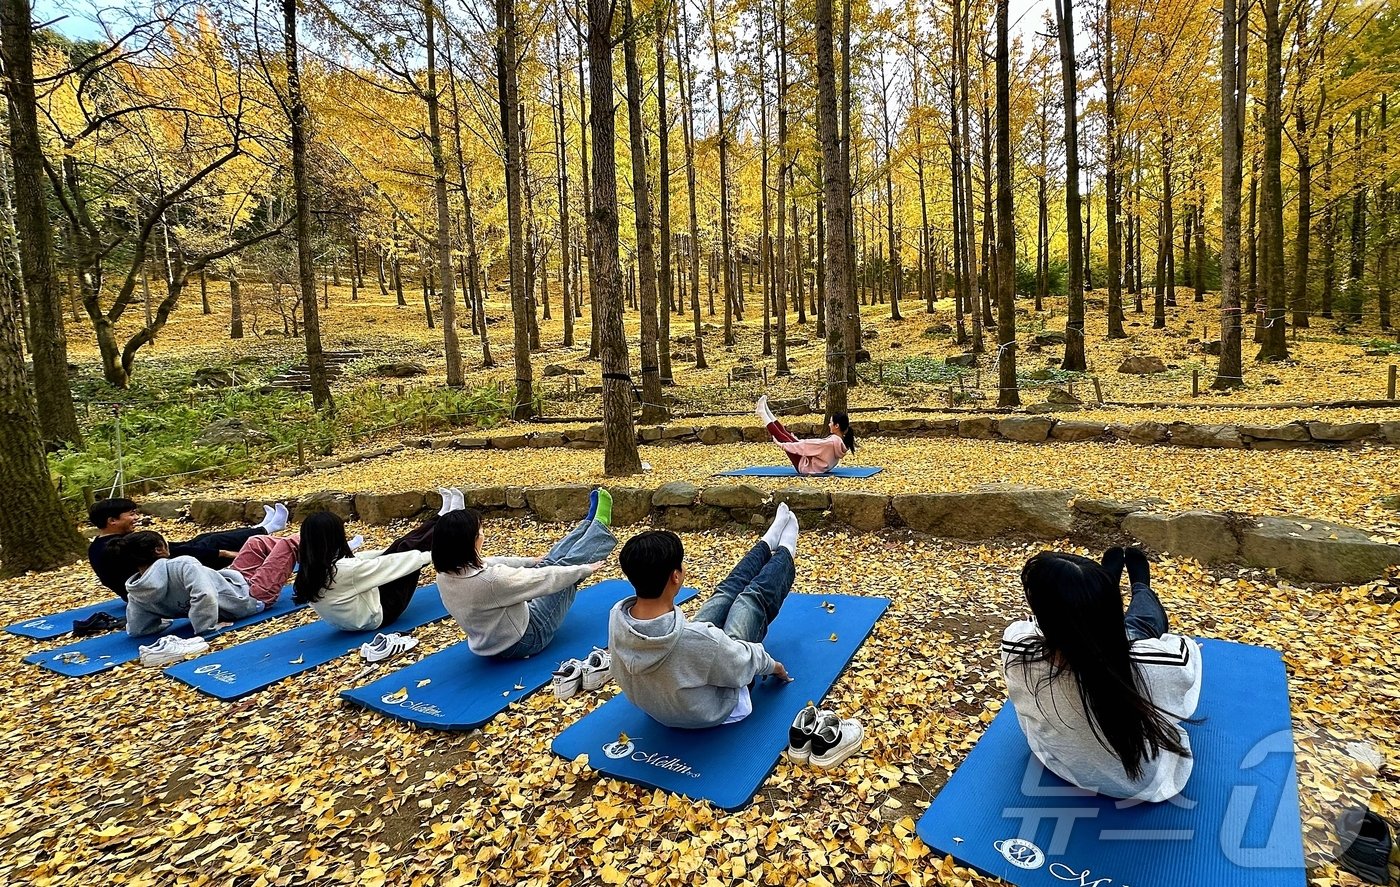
[655,8,674,383]
[1347,109,1367,325]
[1104,0,1125,344]
[706,0,736,348]
[1214,0,1246,388]
[676,9,707,369]
[815,0,849,414]
[230,264,244,339]
[1,0,80,446]
[1056,0,1090,365]
[1256,0,1289,360]
[1292,110,1312,328]
[498,0,535,416]
[994,0,1018,407]
[425,0,463,386]
[575,2,599,360]
[1322,124,1335,318]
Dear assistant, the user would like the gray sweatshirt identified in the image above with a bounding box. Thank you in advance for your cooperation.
[607,597,777,729]
[439,557,595,655]
[125,555,264,637]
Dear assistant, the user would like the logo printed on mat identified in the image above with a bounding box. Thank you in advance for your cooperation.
[21,619,53,630]
[192,663,237,684]
[603,739,635,759]
[599,738,701,778]
[994,838,1046,869]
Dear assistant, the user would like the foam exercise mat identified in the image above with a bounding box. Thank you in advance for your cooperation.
[551,593,889,811]
[6,598,127,639]
[165,586,448,700]
[914,639,1304,887]
[715,465,884,478]
[24,587,302,677]
[342,580,698,730]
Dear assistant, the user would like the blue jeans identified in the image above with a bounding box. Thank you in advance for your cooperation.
[1124,582,1168,642]
[693,542,796,643]
[494,518,617,659]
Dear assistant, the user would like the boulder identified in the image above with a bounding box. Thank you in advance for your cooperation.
[1073,498,1150,518]
[945,354,977,368]
[742,426,771,443]
[769,397,812,416]
[1200,340,1222,356]
[772,487,831,513]
[652,481,699,507]
[731,366,761,382]
[997,416,1055,443]
[1380,422,1400,444]
[1051,420,1108,442]
[655,505,729,531]
[1241,516,1400,583]
[957,417,998,439]
[830,491,890,531]
[1123,510,1241,565]
[140,498,189,520]
[490,434,531,449]
[662,425,698,440]
[609,487,655,526]
[373,361,427,378]
[504,487,528,509]
[526,485,592,522]
[1168,423,1243,449]
[192,367,246,388]
[923,323,953,336]
[1238,423,1310,442]
[542,364,570,377]
[1117,355,1168,374]
[451,436,489,449]
[525,432,568,448]
[292,491,355,521]
[893,486,1073,540]
[699,425,744,445]
[1033,331,1066,346]
[195,418,274,449]
[190,499,246,527]
[462,486,508,509]
[701,484,766,510]
[1307,421,1381,442]
[1112,422,1169,444]
[355,491,427,525]
[582,425,607,443]
[1025,402,1073,415]
[1046,387,1083,405]
[639,426,666,442]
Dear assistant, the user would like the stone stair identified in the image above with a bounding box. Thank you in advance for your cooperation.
[264,350,369,392]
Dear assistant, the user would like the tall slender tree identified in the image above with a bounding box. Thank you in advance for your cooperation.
[994,0,1018,406]
[1214,0,1247,388]
[816,0,849,414]
[1056,0,1090,368]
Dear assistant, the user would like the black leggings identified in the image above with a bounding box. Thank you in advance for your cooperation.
[376,517,437,627]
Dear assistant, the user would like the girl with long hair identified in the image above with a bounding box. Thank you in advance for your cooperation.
[755,395,856,476]
[292,489,464,631]
[433,489,616,660]
[1001,547,1203,802]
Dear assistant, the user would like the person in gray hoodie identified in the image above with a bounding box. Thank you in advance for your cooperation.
[113,531,277,637]
[609,504,800,729]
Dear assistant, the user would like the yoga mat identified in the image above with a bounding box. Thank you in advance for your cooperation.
[24,587,302,677]
[341,580,699,730]
[714,465,884,478]
[914,639,1305,887]
[6,598,127,639]
[165,586,448,700]
[551,593,889,811]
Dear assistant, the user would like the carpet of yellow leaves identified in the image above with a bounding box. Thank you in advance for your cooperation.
[0,516,1395,886]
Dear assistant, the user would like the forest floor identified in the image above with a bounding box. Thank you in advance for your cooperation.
[6,283,1395,885]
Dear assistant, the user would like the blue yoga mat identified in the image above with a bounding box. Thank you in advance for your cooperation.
[341,580,699,730]
[23,587,302,677]
[715,465,884,478]
[164,586,449,700]
[552,593,889,811]
[6,598,127,639]
[915,639,1304,887]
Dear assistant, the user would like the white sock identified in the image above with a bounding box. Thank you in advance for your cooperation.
[756,395,776,426]
[348,534,365,552]
[260,502,289,533]
[436,488,454,516]
[778,510,799,556]
[762,503,791,552]
[449,488,465,513]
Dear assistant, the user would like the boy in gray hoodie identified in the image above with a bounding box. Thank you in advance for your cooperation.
[609,505,799,729]
[113,531,273,637]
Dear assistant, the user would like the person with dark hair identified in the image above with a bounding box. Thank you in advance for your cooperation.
[608,504,804,730]
[112,531,283,639]
[292,489,466,631]
[1002,547,1203,802]
[434,490,616,665]
[755,396,855,475]
[87,497,289,598]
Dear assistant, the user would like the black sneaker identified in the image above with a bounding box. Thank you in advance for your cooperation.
[784,703,822,763]
[1337,806,1394,885]
[72,612,125,637]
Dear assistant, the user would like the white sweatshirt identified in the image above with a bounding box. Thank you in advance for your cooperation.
[438,556,594,655]
[1000,620,1204,802]
[309,548,434,631]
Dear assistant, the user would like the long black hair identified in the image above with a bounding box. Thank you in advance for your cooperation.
[293,511,354,604]
[432,509,484,574]
[1012,551,1189,781]
[831,411,856,453]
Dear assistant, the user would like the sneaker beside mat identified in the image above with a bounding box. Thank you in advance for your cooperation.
[7,598,127,640]
[342,581,697,731]
[24,586,302,677]
[551,593,889,811]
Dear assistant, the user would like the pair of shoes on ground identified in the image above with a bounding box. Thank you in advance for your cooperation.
[1338,805,1395,885]
[73,612,125,637]
[785,702,864,769]
[360,632,419,663]
[552,648,612,700]
[138,635,210,667]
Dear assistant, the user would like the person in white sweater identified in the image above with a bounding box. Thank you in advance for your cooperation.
[292,510,440,631]
[1001,548,1203,803]
[433,489,616,658]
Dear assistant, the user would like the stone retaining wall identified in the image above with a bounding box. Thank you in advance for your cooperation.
[412,416,1400,453]
[159,484,1400,584]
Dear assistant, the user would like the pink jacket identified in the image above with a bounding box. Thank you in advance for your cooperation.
[776,434,848,475]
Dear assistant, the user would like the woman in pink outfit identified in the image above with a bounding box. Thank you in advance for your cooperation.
[756,396,857,475]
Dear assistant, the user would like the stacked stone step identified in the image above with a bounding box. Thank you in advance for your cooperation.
[265,350,369,392]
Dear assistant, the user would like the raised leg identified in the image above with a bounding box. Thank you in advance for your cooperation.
[241,536,300,604]
[718,548,796,643]
[694,541,772,628]
[1124,582,1169,642]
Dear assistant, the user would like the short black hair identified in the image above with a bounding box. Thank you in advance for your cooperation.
[618,530,684,599]
[89,497,138,529]
[432,509,484,574]
[108,530,166,574]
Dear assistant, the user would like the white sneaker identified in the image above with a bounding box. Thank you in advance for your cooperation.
[139,635,210,667]
[580,648,612,691]
[808,712,864,769]
[552,658,584,700]
[359,632,418,663]
[784,703,823,763]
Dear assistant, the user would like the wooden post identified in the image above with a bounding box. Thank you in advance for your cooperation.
[297,440,306,467]
[1192,369,1200,398]
[1092,376,1104,404]
[1068,379,1075,399]
[1389,364,1397,400]
[878,362,884,383]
